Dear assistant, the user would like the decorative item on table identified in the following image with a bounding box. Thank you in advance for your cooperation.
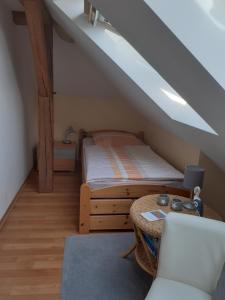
[193,186,204,216]
[63,126,76,144]
[182,165,205,211]
[171,198,183,211]
[88,5,99,26]
[157,194,169,206]
[88,4,111,28]
[143,233,160,257]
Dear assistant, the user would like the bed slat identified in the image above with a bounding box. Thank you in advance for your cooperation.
[90,215,132,230]
[90,199,133,215]
[91,184,188,199]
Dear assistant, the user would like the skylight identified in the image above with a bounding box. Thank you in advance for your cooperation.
[161,90,187,106]
[94,20,217,134]
[51,0,217,135]
[145,0,225,91]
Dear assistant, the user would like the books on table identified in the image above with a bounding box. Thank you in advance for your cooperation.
[141,210,167,222]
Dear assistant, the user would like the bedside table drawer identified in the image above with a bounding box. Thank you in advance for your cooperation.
[54,142,76,171]
[54,148,75,159]
[54,159,75,171]
[35,142,76,172]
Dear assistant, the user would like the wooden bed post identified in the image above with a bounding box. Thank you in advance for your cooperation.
[23,0,54,192]
[79,184,91,234]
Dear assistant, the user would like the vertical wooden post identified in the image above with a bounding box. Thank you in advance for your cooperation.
[23,0,53,192]
[79,184,91,233]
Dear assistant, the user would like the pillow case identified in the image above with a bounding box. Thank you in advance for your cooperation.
[92,131,143,147]
[212,263,225,300]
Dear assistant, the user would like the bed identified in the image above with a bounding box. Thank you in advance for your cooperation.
[79,130,190,233]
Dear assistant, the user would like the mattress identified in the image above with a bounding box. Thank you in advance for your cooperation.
[82,137,184,188]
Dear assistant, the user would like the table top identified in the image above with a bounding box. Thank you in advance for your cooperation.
[130,194,222,238]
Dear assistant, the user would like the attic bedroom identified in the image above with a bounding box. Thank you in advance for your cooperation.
[0,0,225,299]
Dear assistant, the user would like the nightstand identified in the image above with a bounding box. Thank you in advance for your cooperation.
[126,194,222,276]
[54,141,76,171]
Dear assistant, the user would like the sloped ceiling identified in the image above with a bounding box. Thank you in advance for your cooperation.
[46,0,224,172]
[146,0,225,91]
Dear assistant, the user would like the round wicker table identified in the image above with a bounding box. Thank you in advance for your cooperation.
[126,194,222,277]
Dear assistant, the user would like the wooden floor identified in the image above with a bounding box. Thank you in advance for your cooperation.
[0,171,79,300]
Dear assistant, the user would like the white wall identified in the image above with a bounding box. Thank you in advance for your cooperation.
[53,32,146,140]
[144,124,200,172]
[53,30,120,98]
[0,2,36,219]
[14,26,37,159]
[54,95,146,141]
[200,153,225,220]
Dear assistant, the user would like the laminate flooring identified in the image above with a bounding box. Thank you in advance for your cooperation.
[0,172,79,299]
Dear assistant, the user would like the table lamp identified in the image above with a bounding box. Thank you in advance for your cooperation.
[63,126,76,144]
[182,165,205,210]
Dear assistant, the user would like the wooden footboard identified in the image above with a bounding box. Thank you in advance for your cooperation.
[79,183,190,233]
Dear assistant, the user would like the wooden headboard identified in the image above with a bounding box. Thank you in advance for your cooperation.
[78,129,145,160]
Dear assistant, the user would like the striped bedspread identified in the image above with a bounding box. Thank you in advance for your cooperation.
[84,144,184,184]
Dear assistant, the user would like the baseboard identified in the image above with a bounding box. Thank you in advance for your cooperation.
[0,168,33,231]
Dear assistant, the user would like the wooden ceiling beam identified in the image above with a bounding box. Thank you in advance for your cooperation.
[23,0,54,193]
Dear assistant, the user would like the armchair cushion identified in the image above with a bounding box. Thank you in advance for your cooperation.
[145,277,211,300]
[212,263,225,300]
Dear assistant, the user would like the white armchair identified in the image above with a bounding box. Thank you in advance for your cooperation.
[146,213,225,300]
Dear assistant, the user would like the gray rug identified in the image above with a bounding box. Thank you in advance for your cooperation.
[61,233,152,300]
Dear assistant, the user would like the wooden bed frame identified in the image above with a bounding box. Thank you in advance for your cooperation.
[79,129,190,233]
